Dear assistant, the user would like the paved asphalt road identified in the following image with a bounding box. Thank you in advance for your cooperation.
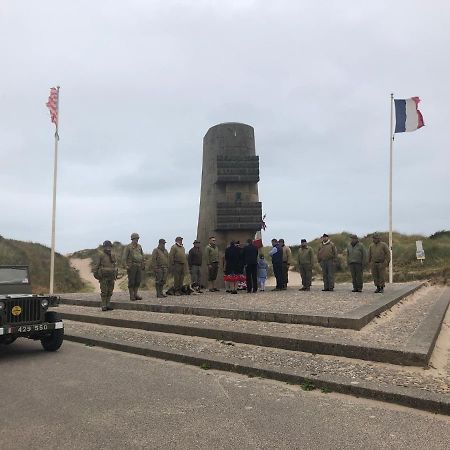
[1,340,449,450]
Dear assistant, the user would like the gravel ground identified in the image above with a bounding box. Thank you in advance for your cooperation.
[60,282,421,316]
[64,320,450,397]
[58,285,445,351]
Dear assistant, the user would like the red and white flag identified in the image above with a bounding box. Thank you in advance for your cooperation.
[46,87,59,126]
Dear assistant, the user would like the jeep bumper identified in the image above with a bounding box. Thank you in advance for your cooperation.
[0,321,64,336]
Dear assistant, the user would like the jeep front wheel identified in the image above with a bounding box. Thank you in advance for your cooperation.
[40,311,64,352]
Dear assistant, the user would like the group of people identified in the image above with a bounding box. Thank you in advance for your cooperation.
[93,232,391,312]
[269,233,390,294]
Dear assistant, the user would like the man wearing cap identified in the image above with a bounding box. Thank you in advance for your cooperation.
[297,239,314,291]
[204,236,220,292]
[188,240,203,287]
[317,233,337,291]
[151,239,169,298]
[368,233,391,293]
[93,240,118,311]
[123,232,145,301]
[169,237,188,295]
[347,235,367,292]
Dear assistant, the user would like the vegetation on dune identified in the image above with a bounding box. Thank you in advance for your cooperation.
[0,235,85,293]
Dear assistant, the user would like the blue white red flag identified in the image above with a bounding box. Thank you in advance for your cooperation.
[394,97,424,133]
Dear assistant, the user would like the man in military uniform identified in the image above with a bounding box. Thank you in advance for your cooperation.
[169,236,188,296]
[93,240,118,311]
[123,232,145,301]
[368,233,391,293]
[317,233,337,291]
[188,240,203,287]
[151,238,169,298]
[204,236,220,292]
[347,234,367,292]
[297,239,314,291]
[279,238,292,290]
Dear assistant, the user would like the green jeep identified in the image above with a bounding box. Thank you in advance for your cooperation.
[0,265,64,351]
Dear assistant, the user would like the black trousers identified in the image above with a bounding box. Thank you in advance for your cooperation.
[273,263,283,289]
[245,264,258,292]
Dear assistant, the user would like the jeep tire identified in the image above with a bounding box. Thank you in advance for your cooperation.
[40,311,64,352]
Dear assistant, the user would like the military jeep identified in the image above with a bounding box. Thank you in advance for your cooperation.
[0,265,64,351]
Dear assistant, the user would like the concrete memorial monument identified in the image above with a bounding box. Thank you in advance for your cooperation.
[196,123,263,284]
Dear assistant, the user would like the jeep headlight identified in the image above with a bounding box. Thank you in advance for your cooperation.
[41,299,49,309]
[0,301,5,311]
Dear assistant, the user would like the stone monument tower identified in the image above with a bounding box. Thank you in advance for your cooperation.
[197,122,262,283]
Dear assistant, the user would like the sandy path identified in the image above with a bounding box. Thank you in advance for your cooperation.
[69,258,100,293]
[266,271,302,287]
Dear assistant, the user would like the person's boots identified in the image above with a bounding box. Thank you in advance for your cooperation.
[101,295,108,311]
[375,286,381,293]
[379,286,384,293]
[160,285,167,298]
[129,288,136,301]
[134,288,142,300]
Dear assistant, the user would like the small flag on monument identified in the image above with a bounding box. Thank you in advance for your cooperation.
[46,87,59,126]
[394,97,424,133]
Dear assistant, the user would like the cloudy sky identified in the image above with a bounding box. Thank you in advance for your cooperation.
[1,0,449,254]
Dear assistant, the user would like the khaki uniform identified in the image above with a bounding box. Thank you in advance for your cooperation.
[317,241,337,291]
[347,242,367,291]
[188,246,203,285]
[281,245,292,289]
[369,241,390,288]
[169,244,187,292]
[297,246,314,288]
[123,242,145,300]
[93,251,117,309]
[204,244,219,281]
[152,246,169,297]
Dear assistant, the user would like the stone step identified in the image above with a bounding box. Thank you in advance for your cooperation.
[58,286,450,367]
[63,320,450,416]
[59,282,424,329]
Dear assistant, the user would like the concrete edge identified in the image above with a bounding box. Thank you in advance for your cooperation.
[348,282,426,329]
[64,332,450,416]
[60,312,428,366]
[406,287,450,361]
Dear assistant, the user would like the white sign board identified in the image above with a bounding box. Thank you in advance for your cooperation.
[416,240,425,260]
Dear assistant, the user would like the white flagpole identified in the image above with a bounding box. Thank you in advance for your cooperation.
[388,93,394,284]
[49,86,60,294]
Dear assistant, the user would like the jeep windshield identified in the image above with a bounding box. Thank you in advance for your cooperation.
[0,267,29,284]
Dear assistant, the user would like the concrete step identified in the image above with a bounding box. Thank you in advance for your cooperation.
[63,320,450,416]
[60,282,424,329]
[58,287,450,367]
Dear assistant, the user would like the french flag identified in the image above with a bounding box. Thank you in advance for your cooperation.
[394,97,425,133]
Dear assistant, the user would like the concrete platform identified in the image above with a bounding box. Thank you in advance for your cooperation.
[60,282,423,330]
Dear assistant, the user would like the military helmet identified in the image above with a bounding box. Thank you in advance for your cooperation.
[103,240,113,247]
[131,232,140,240]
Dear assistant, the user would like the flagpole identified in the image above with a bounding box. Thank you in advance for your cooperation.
[49,86,60,295]
[388,93,394,284]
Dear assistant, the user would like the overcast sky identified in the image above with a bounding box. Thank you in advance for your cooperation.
[1,0,449,254]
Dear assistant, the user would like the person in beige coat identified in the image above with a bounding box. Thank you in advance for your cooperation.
[169,236,188,295]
